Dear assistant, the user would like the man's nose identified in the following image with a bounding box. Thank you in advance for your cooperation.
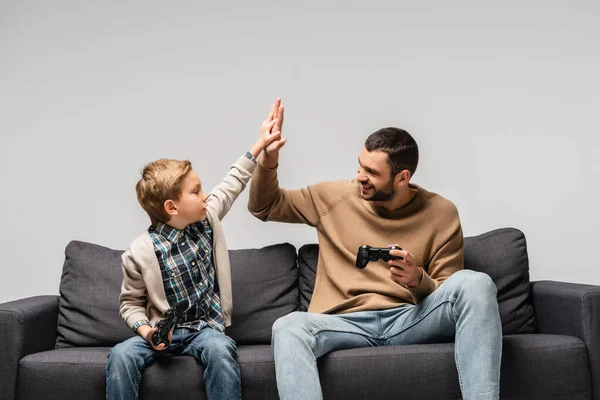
[356,170,367,182]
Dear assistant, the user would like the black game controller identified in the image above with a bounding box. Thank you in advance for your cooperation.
[151,302,187,347]
[355,245,404,269]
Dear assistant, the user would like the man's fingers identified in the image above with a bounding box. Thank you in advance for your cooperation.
[267,104,275,122]
[276,137,287,150]
[270,130,282,140]
[278,105,285,127]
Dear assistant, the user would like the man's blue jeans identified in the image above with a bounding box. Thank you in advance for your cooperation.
[106,327,240,400]
[272,269,502,400]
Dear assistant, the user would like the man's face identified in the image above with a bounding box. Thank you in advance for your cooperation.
[355,147,396,202]
[174,170,208,223]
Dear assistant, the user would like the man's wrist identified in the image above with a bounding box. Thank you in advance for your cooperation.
[405,268,424,289]
[259,152,279,169]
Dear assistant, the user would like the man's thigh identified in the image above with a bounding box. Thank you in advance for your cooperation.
[275,310,386,357]
[383,271,483,345]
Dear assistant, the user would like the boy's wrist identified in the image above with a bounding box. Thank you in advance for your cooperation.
[136,324,152,338]
[249,141,263,159]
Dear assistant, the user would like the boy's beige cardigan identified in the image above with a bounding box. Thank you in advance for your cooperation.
[119,155,256,331]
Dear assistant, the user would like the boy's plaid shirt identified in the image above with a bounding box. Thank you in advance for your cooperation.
[148,220,225,332]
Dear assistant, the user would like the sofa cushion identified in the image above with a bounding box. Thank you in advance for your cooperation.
[17,345,278,400]
[56,241,133,348]
[297,244,318,312]
[464,228,537,334]
[298,227,537,335]
[227,243,299,345]
[316,334,590,400]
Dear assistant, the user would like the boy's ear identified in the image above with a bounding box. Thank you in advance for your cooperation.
[164,199,178,216]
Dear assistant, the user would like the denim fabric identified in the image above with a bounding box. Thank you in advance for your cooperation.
[272,269,502,400]
[106,327,240,400]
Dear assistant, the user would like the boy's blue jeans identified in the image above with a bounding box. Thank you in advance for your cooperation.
[106,326,240,400]
[272,269,502,400]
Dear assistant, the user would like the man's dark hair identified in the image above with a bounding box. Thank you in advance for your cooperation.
[364,127,419,178]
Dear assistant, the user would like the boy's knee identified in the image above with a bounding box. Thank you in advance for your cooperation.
[107,337,149,368]
[109,341,129,360]
[204,334,237,360]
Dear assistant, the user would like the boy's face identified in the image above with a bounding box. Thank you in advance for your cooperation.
[173,170,208,224]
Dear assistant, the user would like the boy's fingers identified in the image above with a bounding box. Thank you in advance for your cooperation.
[269,130,281,141]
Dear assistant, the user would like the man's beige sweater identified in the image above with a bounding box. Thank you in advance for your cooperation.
[119,155,256,331]
[248,163,464,314]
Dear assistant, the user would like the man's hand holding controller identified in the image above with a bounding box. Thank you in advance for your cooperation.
[356,244,423,289]
[387,244,423,289]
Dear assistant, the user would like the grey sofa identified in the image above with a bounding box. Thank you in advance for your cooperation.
[1,227,599,400]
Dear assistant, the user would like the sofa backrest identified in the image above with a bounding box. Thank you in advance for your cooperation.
[225,243,299,344]
[56,241,135,348]
[298,227,537,335]
[55,227,536,349]
[56,241,299,348]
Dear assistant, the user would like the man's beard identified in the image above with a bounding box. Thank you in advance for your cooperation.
[362,178,396,202]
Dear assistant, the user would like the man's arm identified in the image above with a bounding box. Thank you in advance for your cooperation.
[388,203,464,303]
[248,98,322,227]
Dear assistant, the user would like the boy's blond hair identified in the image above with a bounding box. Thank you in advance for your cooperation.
[136,158,192,225]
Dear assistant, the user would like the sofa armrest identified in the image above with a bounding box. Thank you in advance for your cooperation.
[0,295,60,400]
[531,280,600,399]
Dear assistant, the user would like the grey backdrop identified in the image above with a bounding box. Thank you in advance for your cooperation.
[1,1,599,303]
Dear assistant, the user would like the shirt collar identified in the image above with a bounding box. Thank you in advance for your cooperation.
[153,222,185,244]
[152,221,206,244]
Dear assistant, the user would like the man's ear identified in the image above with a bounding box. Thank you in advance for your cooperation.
[395,170,411,187]
[164,199,178,217]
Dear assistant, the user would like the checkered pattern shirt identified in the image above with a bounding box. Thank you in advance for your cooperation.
[149,219,225,332]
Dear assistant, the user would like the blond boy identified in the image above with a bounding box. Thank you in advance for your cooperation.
[106,102,285,400]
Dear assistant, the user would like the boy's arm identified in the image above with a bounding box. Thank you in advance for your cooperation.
[205,155,257,220]
[119,249,152,332]
[206,100,284,221]
[119,249,170,350]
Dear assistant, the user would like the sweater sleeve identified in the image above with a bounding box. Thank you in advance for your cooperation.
[407,201,464,303]
[247,162,321,227]
[206,155,257,221]
[119,249,151,331]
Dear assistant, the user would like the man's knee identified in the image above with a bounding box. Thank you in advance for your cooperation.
[447,270,497,299]
[272,311,313,340]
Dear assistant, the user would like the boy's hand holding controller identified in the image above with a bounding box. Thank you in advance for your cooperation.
[249,98,287,159]
[387,245,424,289]
[136,325,171,351]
